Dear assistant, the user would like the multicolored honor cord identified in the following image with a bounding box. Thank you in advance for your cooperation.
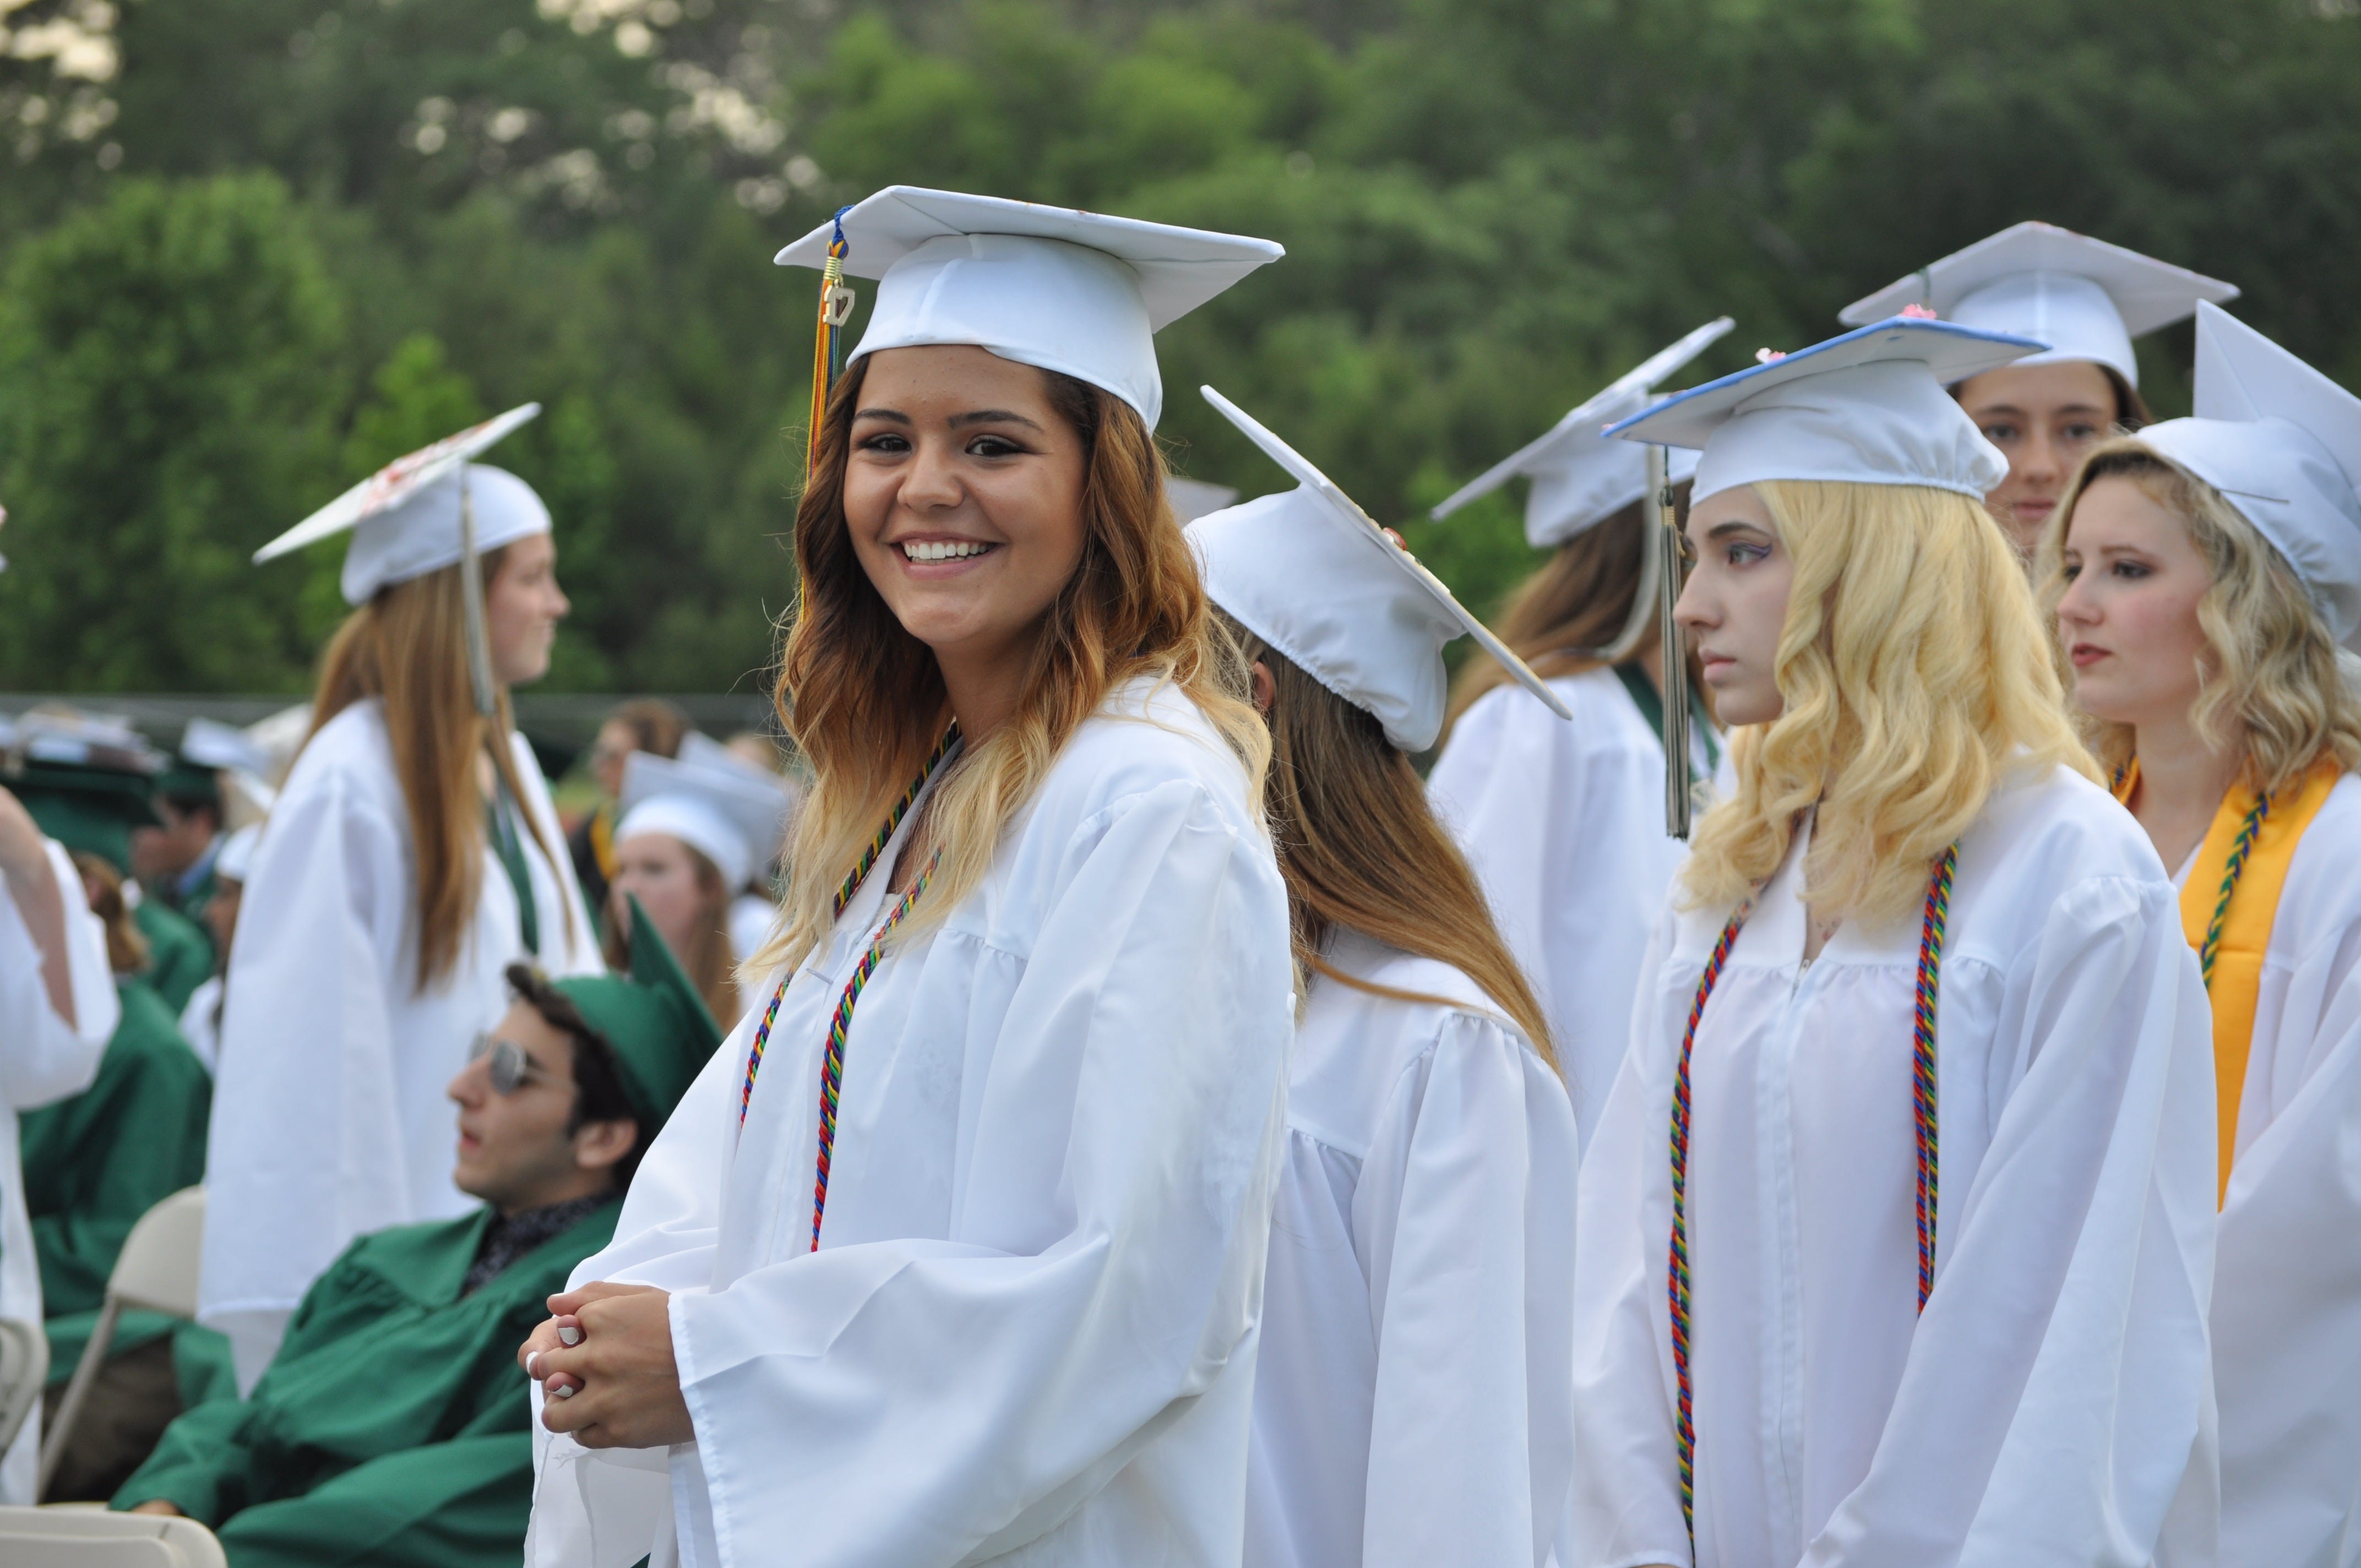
[803,205,856,482]
[1667,842,1959,1544]
[738,725,960,1128]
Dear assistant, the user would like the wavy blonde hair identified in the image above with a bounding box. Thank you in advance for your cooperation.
[1682,480,2098,925]
[752,356,1269,977]
[2038,439,2361,794]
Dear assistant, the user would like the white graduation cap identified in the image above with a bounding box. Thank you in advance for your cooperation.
[179,716,272,780]
[253,405,546,715]
[1431,317,1736,546]
[775,188,1283,430]
[1192,386,1572,753]
[616,750,797,893]
[1607,317,2045,503]
[1165,477,1239,524]
[1838,223,2237,390]
[2136,302,2361,648]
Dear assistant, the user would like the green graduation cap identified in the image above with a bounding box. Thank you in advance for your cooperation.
[552,896,723,1134]
[12,760,163,874]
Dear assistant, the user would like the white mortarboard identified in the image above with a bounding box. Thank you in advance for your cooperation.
[1165,477,1239,524]
[616,750,796,892]
[1192,386,1572,753]
[774,188,1283,430]
[1607,318,2045,503]
[252,405,548,605]
[2136,302,2361,648]
[1431,317,1736,546]
[216,823,264,884]
[1838,223,2237,390]
[180,716,271,780]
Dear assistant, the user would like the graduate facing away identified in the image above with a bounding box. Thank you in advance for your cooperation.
[1566,318,2218,1568]
[520,188,1296,1568]
[2043,303,2361,1567]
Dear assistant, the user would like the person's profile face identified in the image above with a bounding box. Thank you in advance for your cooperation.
[2053,474,2213,732]
[1675,484,1794,728]
[842,344,1090,678]
[485,531,569,688]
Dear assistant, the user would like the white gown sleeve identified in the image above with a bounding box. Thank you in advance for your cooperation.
[1805,873,2216,1568]
[1357,1012,1579,1568]
[198,765,409,1385]
[670,780,1291,1567]
[0,838,118,1109]
[2198,846,2361,1568]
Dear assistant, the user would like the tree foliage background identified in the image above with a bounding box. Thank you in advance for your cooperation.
[2,0,2357,693]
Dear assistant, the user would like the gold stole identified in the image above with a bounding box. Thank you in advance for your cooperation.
[2118,758,2342,1202]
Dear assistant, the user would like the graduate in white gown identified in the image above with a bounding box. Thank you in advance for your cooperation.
[1840,224,2236,558]
[1424,319,1731,1146]
[2044,303,2361,1567]
[201,418,599,1390]
[1186,389,1580,1568]
[518,187,1294,1568]
[1565,316,2218,1568]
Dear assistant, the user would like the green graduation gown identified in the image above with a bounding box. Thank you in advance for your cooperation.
[130,900,213,1016]
[115,1199,622,1568]
[20,980,211,1324]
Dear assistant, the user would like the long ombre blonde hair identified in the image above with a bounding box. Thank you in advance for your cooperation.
[1221,613,1555,1064]
[755,356,1269,976]
[2039,439,2361,794]
[1682,480,2097,926]
[307,548,565,990]
[1442,496,1707,734]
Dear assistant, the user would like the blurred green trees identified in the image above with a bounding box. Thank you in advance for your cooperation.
[1,0,2357,692]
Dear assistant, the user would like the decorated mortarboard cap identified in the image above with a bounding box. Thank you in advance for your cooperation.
[775,188,1284,430]
[252,405,548,605]
[1839,223,2237,391]
[551,897,723,1133]
[1192,386,1573,753]
[1166,477,1239,524]
[1432,317,1736,547]
[615,749,795,892]
[2135,303,2361,649]
[1607,317,2044,503]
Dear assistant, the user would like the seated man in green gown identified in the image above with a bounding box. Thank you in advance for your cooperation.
[113,906,720,1567]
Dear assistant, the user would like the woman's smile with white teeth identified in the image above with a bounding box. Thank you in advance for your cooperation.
[900,539,997,562]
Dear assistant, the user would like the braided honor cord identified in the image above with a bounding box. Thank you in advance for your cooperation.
[1668,843,1959,1544]
[739,725,960,1126]
[2200,792,2272,988]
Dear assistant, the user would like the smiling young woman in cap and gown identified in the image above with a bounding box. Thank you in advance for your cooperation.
[2043,303,2361,1567]
[200,420,599,1392]
[1188,390,1580,1567]
[0,745,118,1501]
[1424,320,1729,1147]
[1564,317,2217,1568]
[1841,222,2236,558]
[519,187,1294,1568]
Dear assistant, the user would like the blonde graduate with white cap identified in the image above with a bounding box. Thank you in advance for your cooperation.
[607,748,796,1028]
[199,411,600,1391]
[1423,318,1731,1147]
[1185,387,1578,1568]
[1842,222,2237,556]
[518,188,1294,1568]
[1564,316,2217,1568]
[2042,303,2361,1568]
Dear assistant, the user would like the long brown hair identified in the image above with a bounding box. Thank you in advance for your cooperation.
[1442,497,1708,733]
[1218,612,1555,1066]
[601,846,742,1028]
[306,547,566,991]
[754,356,1269,975]
[70,852,150,977]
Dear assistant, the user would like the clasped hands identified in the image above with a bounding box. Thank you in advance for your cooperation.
[516,1281,695,1448]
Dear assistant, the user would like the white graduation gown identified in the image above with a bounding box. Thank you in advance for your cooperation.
[1568,764,2217,1568]
[0,838,118,1500]
[1426,669,1693,1147]
[198,698,597,1387]
[2159,771,2361,1568]
[727,892,774,1019]
[1244,930,1578,1568]
[527,679,1295,1568]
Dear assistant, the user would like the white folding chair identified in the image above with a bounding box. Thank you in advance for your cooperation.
[0,1315,52,1452]
[0,1505,227,1567]
[37,1187,206,1500]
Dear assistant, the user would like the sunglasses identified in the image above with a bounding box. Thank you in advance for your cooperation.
[469,1033,554,1095]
